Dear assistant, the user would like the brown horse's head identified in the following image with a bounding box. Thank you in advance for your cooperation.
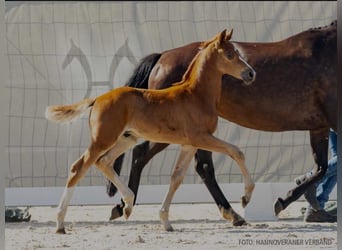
[212,29,256,85]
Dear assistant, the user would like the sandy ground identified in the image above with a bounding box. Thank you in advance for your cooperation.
[5,201,337,250]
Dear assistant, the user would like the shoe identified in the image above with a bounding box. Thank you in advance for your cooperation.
[301,203,337,217]
[324,202,337,216]
[304,208,337,223]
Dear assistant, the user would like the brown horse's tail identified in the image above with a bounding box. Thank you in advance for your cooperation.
[45,98,96,124]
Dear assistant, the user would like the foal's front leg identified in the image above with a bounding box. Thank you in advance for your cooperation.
[192,134,255,208]
[195,149,247,226]
[159,145,197,231]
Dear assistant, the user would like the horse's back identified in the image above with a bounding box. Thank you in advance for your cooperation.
[146,21,337,132]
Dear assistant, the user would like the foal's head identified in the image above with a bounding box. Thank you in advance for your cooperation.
[204,29,256,85]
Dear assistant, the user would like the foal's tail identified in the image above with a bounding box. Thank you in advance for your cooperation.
[45,98,96,124]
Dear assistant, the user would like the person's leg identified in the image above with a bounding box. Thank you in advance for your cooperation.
[303,155,337,222]
[295,170,321,211]
[316,155,337,208]
[298,129,337,222]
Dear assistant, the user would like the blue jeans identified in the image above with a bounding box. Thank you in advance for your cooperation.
[316,154,337,208]
[309,129,337,209]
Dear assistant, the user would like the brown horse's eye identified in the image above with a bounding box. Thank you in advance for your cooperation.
[227,50,235,60]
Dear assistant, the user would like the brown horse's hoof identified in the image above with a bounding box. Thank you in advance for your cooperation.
[110,205,123,220]
[56,228,66,234]
[274,198,284,216]
[233,219,248,226]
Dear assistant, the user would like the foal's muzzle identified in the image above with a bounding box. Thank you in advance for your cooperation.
[241,68,256,85]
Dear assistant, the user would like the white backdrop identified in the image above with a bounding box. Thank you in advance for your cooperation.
[4,2,337,204]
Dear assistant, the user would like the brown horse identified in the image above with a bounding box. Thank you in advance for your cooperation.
[107,20,337,227]
[45,29,256,234]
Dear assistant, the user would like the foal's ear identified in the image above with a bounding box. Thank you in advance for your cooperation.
[225,29,233,40]
[218,29,227,43]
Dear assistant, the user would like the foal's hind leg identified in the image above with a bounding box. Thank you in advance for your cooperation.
[191,134,255,208]
[97,133,139,219]
[107,153,125,197]
[56,145,103,234]
[110,141,169,220]
[97,154,134,219]
[159,145,197,231]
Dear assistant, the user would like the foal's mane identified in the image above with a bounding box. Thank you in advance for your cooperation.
[171,31,224,87]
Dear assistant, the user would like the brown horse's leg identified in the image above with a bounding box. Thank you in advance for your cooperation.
[110,141,169,220]
[195,149,247,226]
[130,142,169,204]
[274,129,329,216]
[159,145,197,231]
[56,145,102,234]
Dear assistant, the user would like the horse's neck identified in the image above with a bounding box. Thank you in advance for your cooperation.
[184,48,223,105]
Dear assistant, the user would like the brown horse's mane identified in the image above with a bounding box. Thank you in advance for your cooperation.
[290,19,337,58]
[309,19,337,31]
[289,19,336,42]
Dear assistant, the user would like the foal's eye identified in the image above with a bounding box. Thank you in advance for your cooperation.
[226,50,235,60]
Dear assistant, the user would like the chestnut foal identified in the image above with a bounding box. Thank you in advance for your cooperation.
[45,29,256,234]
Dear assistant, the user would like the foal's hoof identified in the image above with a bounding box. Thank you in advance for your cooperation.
[56,228,66,234]
[241,184,255,208]
[241,195,250,208]
[274,197,284,216]
[122,195,134,220]
[110,204,124,220]
[161,222,174,232]
[123,199,134,220]
[123,205,132,220]
[159,210,174,232]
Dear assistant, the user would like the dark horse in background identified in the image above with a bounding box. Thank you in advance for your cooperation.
[106,20,337,223]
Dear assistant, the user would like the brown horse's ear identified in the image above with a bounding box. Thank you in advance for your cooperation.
[225,29,233,40]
